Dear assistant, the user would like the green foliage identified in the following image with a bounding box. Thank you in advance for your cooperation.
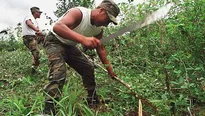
[0,26,24,51]
[0,35,24,51]
[103,0,205,115]
[0,0,205,115]
[54,0,94,18]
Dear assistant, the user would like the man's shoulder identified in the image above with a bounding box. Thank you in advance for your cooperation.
[24,14,34,20]
[75,7,90,12]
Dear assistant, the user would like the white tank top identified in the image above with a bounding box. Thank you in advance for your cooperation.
[22,14,38,36]
[52,7,102,46]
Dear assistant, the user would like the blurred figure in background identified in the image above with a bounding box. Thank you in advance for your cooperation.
[22,6,43,73]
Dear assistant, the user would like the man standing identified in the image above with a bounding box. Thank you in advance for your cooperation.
[22,6,43,73]
[42,0,120,115]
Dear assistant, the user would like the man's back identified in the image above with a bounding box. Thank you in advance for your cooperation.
[52,7,102,46]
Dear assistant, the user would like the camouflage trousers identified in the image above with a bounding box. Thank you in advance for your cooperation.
[23,35,40,68]
[43,32,96,101]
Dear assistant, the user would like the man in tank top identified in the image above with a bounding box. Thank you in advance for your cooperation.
[22,6,43,74]
[42,0,120,115]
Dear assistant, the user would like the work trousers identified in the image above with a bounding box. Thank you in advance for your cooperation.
[23,35,40,68]
[43,32,96,101]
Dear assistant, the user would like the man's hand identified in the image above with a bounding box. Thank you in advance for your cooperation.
[82,37,101,49]
[35,30,43,36]
[108,71,117,79]
[107,66,117,79]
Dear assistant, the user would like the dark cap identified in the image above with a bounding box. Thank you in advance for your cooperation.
[30,6,42,13]
[98,0,120,25]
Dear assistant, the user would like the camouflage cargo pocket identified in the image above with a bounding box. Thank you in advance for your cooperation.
[23,36,36,49]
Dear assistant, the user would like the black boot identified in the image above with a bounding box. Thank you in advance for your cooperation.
[87,89,100,106]
[31,66,37,74]
[43,100,56,115]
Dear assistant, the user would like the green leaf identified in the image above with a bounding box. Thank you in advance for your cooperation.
[171,81,179,85]
[174,70,182,74]
[179,77,184,83]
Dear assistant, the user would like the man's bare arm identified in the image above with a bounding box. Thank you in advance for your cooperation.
[53,8,101,49]
[96,31,116,78]
[26,19,39,32]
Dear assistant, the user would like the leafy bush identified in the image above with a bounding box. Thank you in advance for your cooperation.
[0,0,205,115]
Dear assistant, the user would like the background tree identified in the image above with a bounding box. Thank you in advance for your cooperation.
[0,23,24,51]
[15,23,22,39]
[54,0,94,18]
